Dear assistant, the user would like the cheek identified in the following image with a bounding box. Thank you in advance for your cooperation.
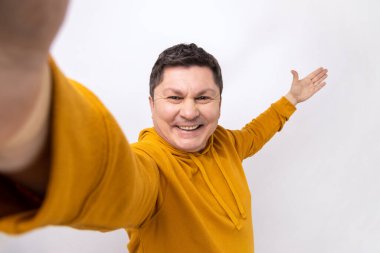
[202,104,221,122]
[154,103,179,122]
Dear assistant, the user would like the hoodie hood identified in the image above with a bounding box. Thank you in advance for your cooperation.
[138,127,214,156]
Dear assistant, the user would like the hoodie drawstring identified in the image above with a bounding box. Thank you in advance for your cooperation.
[190,150,246,230]
[211,148,247,220]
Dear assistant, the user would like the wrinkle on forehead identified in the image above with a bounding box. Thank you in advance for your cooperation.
[154,66,220,97]
[161,87,219,97]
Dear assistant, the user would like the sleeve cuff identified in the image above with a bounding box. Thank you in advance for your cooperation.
[272,96,297,120]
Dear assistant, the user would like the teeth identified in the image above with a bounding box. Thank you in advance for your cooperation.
[178,125,199,131]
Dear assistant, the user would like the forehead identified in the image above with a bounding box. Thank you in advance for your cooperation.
[156,66,219,94]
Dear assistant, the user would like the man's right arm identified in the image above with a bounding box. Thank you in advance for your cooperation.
[0,0,69,194]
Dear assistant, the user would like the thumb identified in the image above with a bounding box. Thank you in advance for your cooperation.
[291,70,299,82]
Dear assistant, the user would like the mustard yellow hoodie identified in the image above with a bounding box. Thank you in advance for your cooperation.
[0,59,295,252]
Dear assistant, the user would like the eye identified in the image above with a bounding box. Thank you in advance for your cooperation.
[195,96,212,104]
[167,96,183,103]
[168,96,182,100]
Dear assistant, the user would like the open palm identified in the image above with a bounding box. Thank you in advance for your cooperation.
[288,67,328,104]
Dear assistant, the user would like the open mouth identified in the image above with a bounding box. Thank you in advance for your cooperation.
[176,125,203,131]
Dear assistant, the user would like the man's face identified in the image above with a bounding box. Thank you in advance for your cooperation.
[150,66,221,152]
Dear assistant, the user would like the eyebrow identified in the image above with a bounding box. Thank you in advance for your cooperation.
[162,88,218,96]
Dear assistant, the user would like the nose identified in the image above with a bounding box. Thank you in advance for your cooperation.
[179,99,200,120]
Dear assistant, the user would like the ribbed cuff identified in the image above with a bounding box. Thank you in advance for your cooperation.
[272,96,297,120]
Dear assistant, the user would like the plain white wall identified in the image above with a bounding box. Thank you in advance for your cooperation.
[1,0,380,252]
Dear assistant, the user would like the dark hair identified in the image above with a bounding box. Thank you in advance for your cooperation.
[149,43,223,97]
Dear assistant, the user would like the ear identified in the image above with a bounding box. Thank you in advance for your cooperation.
[149,96,154,112]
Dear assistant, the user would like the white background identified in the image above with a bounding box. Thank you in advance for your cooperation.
[1,0,380,252]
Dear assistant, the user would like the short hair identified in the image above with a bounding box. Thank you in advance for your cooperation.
[149,43,223,97]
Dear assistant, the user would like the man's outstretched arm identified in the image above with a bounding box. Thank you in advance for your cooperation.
[0,0,69,194]
[228,67,328,160]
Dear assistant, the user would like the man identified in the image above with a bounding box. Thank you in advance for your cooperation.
[0,0,328,252]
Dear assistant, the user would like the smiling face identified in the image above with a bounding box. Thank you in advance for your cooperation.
[150,66,221,152]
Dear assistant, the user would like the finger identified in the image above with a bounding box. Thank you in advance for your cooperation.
[313,74,328,85]
[312,70,328,83]
[307,67,325,79]
[291,70,299,82]
[313,82,327,93]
